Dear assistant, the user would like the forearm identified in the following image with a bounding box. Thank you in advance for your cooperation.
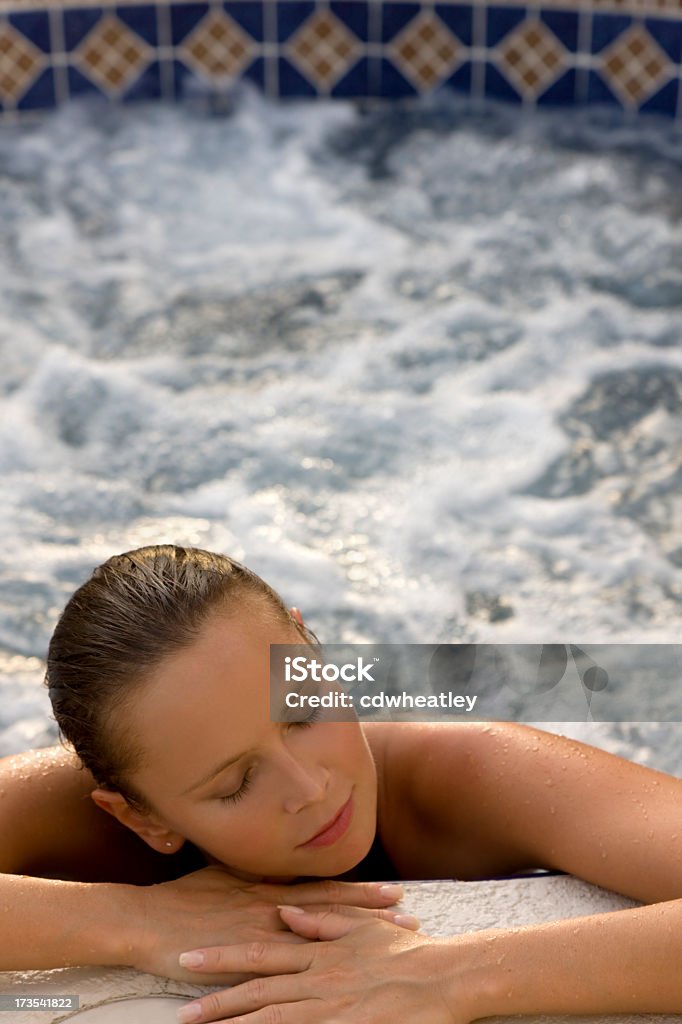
[0,872,140,971]
[451,898,682,1019]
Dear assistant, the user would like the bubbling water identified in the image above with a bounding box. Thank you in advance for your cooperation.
[0,88,680,765]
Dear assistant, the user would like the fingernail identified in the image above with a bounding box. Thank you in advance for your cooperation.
[177,1003,202,1024]
[179,951,204,968]
[277,904,306,914]
[378,883,404,900]
[392,913,421,929]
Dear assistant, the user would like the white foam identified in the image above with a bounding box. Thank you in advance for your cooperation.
[0,89,681,759]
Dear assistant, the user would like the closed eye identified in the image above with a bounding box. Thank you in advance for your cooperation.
[218,709,322,804]
[218,767,253,804]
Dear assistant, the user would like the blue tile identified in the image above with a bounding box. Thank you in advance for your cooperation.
[172,54,265,97]
[16,67,56,109]
[63,8,104,51]
[539,9,579,53]
[331,54,369,96]
[170,3,209,45]
[536,67,577,105]
[67,63,109,96]
[644,17,682,63]
[379,56,418,97]
[486,6,526,48]
[224,1,265,43]
[116,5,158,45]
[330,1,368,43]
[277,56,318,95]
[441,60,472,94]
[485,61,523,101]
[277,2,315,43]
[591,14,631,54]
[66,57,161,101]
[381,3,421,45]
[435,4,473,48]
[8,11,51,53]
[120,58,162,99]
[639,76,678,117]
[585,67,625,108]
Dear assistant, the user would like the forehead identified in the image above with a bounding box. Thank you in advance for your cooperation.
[131,606,301,789]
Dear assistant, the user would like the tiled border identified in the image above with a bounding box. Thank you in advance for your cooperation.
[1,0,682,117]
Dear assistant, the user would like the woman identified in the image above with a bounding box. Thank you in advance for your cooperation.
[4,544,682,1024]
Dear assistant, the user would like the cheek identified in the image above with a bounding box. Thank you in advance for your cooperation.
[323,724,375,779]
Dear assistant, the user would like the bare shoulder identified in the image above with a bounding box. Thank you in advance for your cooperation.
[363,722,682,899]
[0,745,187,884]
[361,721,526,879]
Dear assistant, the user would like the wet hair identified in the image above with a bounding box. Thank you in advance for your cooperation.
[45,544,316,814]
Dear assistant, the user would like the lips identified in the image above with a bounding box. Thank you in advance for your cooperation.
[298,794,353,848]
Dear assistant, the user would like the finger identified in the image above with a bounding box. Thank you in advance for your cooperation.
[278,905,375,941]
[291,903,421,931]
[179,976,319,1023]
[178,940,314,977]
[179,997,316,1024]
[268,878,405,908]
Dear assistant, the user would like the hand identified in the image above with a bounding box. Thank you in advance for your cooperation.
[126,865,410,982]
[175,906,468,1024]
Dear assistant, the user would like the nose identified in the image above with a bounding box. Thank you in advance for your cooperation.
[279,748,330,814]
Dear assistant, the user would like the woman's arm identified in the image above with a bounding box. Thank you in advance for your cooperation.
[0,865,408,979]
[392,721,682,901]
[0,871,140,970]
[172,896,682,1023]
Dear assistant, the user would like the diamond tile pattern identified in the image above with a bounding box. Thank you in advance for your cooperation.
[598,24,674,106]
[74,14,152,96]
[0,20,44,103]
[497,18,567,98]
[1,0,682,117]
[388,11,462,91]
[286,9,361,91]
[180,9,256,81]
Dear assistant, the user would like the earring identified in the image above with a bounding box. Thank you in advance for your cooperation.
[165,842,173,848]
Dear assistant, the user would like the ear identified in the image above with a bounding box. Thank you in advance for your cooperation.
[289,606,304,627]
[90,788,185,855]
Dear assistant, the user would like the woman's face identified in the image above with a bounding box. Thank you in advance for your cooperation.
[125,603,378,881]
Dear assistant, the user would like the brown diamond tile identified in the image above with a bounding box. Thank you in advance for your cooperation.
[180,9,255,81]
[0,20,45,104]
[74,14,152,96]
[285,9,361,91]
[388,11,461,92]
[497,18,567,98]
[599,24,674,106]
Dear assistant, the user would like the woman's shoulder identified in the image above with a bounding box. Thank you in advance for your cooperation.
[362,720,489,784]
[361,721,551,880]
[361,722,494,876]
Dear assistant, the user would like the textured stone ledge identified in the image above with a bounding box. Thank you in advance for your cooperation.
[2,874,681,1023]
